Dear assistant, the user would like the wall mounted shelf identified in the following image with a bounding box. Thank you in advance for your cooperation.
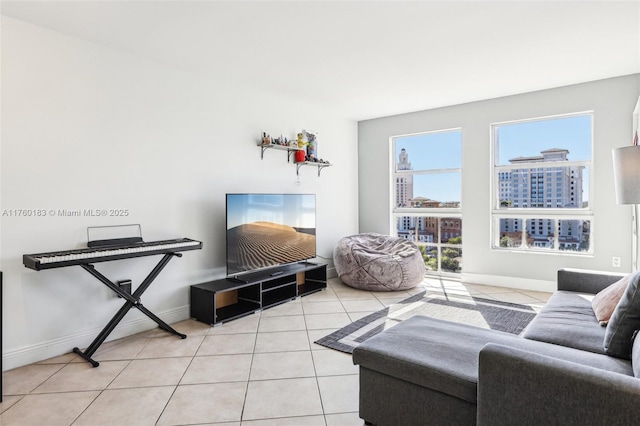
[296,161,332,177]
[258,142,332,177]
[259,143,303,162]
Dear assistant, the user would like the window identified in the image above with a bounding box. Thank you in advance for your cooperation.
[392,129,462,274]
[492,113,592,254]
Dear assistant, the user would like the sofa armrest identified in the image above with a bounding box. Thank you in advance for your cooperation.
[478,343,640,426]
[557,268,625,294]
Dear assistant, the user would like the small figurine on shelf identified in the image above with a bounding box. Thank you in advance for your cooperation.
[304,130,318,161]
[295,132,307,163]
[262,132,271,145]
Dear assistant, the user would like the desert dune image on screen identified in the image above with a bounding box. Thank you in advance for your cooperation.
[226,194,316,275]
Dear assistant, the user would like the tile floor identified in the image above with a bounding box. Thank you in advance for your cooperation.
[0,276,551,426]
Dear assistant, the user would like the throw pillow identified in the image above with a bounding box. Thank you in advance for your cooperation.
[592,275,631,325]
[604,271,640,359]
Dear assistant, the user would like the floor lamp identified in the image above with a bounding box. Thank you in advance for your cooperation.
[612,146,640,271]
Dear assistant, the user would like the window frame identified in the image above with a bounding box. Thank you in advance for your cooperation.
[490,112,594,255]
[390,128,463,275]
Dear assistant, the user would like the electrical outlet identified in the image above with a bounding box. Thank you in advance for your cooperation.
[117,279,132,297]
[612,257,621,268]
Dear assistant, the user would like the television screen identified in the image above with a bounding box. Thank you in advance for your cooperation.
[226,193,316,277]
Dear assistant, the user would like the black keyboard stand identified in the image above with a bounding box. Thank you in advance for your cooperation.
[73,252,187,367]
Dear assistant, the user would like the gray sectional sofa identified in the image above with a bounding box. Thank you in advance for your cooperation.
[352,268,640,425]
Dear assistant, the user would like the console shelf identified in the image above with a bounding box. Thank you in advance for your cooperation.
[190,262,327,325]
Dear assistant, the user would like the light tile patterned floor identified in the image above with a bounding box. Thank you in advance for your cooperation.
[0,277,550,425]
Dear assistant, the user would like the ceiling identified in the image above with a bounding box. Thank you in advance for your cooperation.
[2,1,639,121]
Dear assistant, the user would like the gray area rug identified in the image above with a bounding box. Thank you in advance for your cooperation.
[314,291,538,353]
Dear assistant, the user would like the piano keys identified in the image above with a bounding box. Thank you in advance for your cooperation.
[23,238,202,270]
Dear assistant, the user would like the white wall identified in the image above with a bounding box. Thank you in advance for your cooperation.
[1,17,359,370]
[359,75,640,292]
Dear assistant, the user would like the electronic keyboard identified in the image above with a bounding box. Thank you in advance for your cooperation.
[22,236,203,367]
[23,238,202,271]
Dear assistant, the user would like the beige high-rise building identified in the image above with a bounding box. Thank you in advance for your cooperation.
[499,148,586,249]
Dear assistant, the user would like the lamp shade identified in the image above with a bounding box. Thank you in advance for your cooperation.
[613,146,640,204]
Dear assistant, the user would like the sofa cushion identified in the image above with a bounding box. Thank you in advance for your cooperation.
[353,316,487,404]
[592,274,630,325]
[522,290,605,354]
[352,316,633,405]
[633,331,640,378]
[605,271,640,359]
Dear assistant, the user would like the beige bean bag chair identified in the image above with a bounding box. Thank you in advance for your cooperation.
[333,233,425,291]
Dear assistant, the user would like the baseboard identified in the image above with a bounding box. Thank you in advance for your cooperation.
[461,272,556,293]
[2,305,191,371]
[327,266,337,278]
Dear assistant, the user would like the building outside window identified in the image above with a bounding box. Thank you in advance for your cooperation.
[492,113,593,254]
[391,129,462,274]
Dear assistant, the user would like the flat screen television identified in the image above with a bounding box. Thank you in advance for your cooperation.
[226,193,316,278]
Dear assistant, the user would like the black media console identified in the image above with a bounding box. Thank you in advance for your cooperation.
[190,262,327,325]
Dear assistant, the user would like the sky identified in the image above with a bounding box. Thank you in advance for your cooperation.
[496,114,592,165]
[394,114,592,204]
[394,129,461,203]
